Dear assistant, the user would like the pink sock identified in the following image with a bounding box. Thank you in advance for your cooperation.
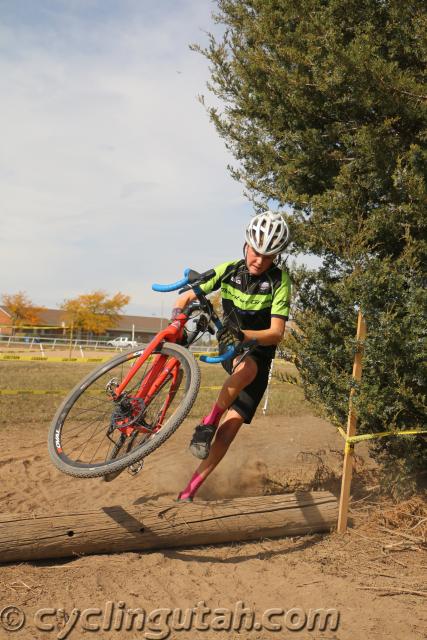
[202,402,225,427]
[178,471,205,500]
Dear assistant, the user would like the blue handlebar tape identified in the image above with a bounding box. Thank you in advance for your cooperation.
[200,345,235,364]
[152,270,190,292]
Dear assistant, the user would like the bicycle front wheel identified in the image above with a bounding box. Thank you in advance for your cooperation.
[48,342,200,478]
[102,368,184,483]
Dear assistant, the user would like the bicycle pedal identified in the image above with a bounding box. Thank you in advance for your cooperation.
[127,461,144,476]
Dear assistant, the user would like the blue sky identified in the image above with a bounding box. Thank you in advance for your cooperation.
[0,0,317,318]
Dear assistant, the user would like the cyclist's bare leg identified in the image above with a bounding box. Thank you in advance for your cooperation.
[199,356,257,425]
[178,409,244,501]
[217,356,258,409]
[189,356,257,459]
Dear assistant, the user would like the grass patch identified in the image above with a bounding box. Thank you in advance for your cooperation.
[0,358,313,427]
[0,362,95,425]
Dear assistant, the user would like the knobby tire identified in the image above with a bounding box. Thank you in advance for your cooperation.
[47,343,200,478]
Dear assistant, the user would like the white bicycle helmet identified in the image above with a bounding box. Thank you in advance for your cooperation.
[245,211,290,256]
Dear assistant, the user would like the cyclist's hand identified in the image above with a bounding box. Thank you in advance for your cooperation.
[217,323,244,355]
[170,307,183,322]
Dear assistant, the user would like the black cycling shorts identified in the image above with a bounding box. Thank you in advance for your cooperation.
[222,351,272,424]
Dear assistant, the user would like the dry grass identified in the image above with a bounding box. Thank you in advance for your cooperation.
[0,361,95,425]
[0,358,313,427]
[371,495,427,547]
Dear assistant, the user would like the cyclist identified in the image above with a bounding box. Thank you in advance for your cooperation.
[171,211,292,502]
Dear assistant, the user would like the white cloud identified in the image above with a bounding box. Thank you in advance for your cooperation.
[0,1,250,315]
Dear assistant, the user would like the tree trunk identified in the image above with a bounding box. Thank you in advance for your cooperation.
[0,492,337,563]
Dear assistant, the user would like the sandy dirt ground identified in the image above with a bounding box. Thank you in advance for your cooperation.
[0,402,426,640]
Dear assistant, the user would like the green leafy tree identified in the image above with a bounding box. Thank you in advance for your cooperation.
[195,0,427,496]
[62,291,130,336]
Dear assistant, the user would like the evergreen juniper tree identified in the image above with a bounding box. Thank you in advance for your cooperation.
[194,0,427,496]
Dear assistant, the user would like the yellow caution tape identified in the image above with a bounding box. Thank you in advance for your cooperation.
[0,355,110,363]
[338,425,427,447]
[0,352,215,363]
[0,389,69,395]
[344,441,354,454]
[0,384,225,395]
[0,324,69,329]
[0,351,292,364]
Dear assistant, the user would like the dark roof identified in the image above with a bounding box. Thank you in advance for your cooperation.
[113,314,169,332]
[1,307,168,332]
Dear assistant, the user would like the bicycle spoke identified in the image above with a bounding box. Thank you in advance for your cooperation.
[64,414,110,458]
[61,407,112,442]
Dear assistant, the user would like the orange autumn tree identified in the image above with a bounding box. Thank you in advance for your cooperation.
[1,292,45,332]
[62,291,130,335]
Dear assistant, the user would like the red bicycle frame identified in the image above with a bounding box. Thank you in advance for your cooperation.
[111,312,189,435]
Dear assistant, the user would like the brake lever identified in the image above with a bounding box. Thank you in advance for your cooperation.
[186,300,201,314]
[178,285,192,294]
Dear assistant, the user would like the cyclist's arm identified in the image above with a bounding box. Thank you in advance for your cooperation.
[242,317,286,347]
[172,289,197,313]
[171,261,234,315]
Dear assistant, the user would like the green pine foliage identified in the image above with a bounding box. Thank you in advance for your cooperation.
[195,0,427,496]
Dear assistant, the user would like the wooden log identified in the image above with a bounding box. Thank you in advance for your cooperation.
[0,491,337,563]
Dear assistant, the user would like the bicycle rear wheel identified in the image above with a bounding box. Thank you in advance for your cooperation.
[48,343,200,478]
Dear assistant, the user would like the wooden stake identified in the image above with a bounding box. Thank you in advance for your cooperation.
[68,320,74,359]
[337,310,367,533]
